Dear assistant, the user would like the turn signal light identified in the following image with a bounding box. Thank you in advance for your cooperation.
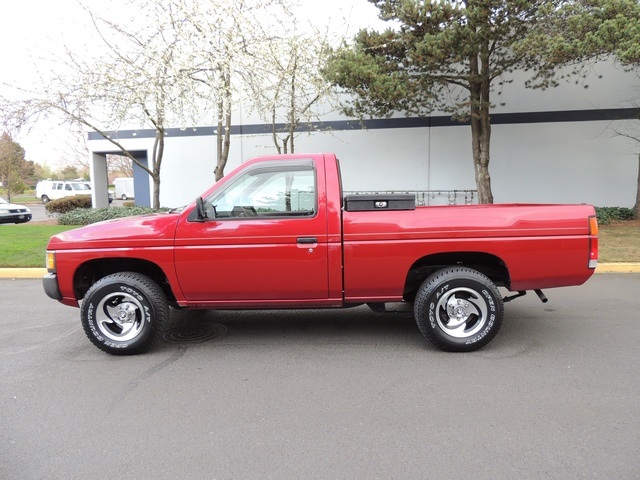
[46,251,56,273]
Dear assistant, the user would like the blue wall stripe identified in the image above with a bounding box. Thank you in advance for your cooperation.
[88,107,640,141]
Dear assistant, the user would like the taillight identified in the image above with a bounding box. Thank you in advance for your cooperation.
[588,216,598,269]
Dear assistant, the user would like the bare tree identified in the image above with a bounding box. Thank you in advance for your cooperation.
[1,0,199,208]
[55,124,91,171]
[247,20,337,154]
[108,154,134,179]
[611,125,640,218]
[79,1,201,207]
[2,0,341,202]
[176,0,294,180]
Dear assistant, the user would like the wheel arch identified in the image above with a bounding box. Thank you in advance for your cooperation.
[403,251,510,302]
[73,257,176,304]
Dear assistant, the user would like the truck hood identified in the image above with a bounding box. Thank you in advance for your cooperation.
[47,212,181,250]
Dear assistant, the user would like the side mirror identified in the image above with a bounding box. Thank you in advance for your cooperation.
[195,197,208,221]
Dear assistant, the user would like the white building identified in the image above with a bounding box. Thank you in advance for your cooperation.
[87,61,639,209]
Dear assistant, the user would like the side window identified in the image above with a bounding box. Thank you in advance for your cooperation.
[65,184,73,191]
[206,163,316,219]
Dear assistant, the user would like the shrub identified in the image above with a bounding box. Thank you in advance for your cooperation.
[58,206,169,226]
[595,207,634,225]
[45,195,92,214]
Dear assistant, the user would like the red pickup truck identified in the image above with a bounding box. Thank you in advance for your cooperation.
[43,153,599,355]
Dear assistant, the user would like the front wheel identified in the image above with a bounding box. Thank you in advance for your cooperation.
[414,267,504,352]
[80,272,169,355]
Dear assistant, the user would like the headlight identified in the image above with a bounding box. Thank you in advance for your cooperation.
[0,209,8,214]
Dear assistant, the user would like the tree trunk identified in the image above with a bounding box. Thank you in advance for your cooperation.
[214,106,231,182]
[151,130,164,209]
[222,106,231,174]
[470,105,493,204]
[289,62,296,154]
[272,107,282,154]
[634,153,640,219]
[6,159,12,203]
[214,99,225,182]
[214,71,232,182]
[469,52,494,204]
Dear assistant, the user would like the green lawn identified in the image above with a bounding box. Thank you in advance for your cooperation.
[1,190,38,204]
[10,194,39,204]
[598,221,640,262]
[0,225,76,268]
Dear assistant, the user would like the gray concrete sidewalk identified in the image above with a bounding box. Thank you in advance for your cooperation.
[1,263,639,279]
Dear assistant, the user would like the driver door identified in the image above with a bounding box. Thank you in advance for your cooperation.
[174,159,330,306]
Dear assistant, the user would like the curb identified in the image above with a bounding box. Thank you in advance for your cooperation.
[0,268,48,279]
[593,263,640,274]
[0,264,639,280]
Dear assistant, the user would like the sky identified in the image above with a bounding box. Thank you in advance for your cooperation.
[0,0,383,169]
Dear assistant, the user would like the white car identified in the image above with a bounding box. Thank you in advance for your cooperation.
[0,197,32,224]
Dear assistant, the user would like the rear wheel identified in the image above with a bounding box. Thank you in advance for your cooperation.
[41,195,50,204]
[414,267,503,352]
[80,272,168,355]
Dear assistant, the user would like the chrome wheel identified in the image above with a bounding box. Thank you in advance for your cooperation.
[95,292,145,342]
[434,287,488,339]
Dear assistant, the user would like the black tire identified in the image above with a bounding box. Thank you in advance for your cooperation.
[121,194,128,200]
[414,267,504,352]
[80,272,168,355]
[41,195,50,204]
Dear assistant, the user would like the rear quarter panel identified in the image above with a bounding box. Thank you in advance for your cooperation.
[342,204,596,301]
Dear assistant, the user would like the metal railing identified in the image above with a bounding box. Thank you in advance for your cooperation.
[343,189,478,206]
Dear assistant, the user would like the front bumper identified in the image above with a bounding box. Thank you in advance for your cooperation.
[43,273,62,300]
[0,213,32,224]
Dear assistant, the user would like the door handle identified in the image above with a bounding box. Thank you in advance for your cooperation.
[297,237,317,244]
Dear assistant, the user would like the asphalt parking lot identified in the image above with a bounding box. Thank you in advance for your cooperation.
[1,274,639,479]
[25,203,51,222]
[0,200,128,225]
